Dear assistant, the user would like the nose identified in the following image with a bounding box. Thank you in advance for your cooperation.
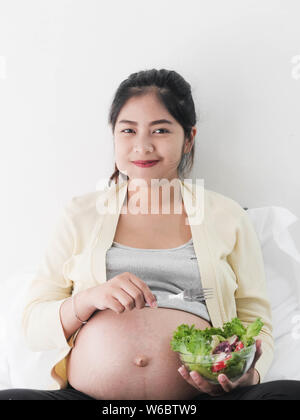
[133,144,154,153]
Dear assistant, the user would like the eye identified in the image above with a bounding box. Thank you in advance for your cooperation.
[154,128,170,134]
[120,128,170,134]
[121,129,134,134]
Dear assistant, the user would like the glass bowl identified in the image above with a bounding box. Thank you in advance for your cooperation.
[178,343,256,384]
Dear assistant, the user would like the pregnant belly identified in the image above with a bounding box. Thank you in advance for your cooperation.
[67,307,212,400]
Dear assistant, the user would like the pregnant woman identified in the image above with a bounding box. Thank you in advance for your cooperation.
[1,69,300,400]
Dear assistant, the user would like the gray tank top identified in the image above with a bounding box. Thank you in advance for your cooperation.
[106,238,211,323]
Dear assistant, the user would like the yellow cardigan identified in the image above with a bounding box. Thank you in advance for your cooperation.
[21,178,274,390]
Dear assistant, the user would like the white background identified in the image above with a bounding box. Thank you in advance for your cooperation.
[0,0,299,281]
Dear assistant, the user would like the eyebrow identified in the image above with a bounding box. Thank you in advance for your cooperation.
[118,119,173,126]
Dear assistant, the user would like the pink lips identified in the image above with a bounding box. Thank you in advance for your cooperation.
[132,160,159,168]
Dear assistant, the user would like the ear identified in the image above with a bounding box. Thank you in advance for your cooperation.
[184,127,196,153]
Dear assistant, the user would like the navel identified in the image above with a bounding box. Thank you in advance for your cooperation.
[133,355,149,367]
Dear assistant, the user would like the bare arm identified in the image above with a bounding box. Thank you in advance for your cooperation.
[59,272,157,342]
[59,289,96,342]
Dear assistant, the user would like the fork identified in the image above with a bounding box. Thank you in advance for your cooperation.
[151,287,214,304]
[181,287,214,302]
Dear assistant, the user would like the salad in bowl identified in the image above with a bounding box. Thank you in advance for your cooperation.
[170,317,263,384]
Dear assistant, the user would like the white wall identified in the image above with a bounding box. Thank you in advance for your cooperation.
[0,0,299,281]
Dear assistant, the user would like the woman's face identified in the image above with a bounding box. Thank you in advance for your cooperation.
[113,92,196,186]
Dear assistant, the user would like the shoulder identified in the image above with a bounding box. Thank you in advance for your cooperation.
[203,188,248,222]
[204,188,245,209]
[63,179,126,221]
[63,189,106,222]
[67,190,101,210]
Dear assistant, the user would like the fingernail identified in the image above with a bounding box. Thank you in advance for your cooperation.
[150,300,157,307]
[219,375,226,382]
[178,366,185,374]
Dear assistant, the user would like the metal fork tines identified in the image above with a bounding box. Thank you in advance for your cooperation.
[152,287,214,304]
[182,287,214,302]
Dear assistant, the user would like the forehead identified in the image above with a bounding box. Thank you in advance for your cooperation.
[117,92,175,123]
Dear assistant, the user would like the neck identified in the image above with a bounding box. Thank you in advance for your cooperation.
[125,177,183,215]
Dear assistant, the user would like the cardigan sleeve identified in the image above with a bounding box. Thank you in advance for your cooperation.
[21,200,77,352]
[227,207,274,382]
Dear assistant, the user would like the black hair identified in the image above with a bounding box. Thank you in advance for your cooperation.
[108,68,197,186]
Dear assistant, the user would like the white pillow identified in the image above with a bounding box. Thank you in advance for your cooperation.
[0,267,62,390]
[0,206,299,389]
[247,207,300,382]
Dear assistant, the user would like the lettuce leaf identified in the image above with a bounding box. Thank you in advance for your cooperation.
[241,318,264,347]
[222,318,247,338]
[170,317,263,356]
[170,324,218,355]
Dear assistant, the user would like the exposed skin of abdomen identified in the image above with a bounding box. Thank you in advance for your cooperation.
[67,307,211,400]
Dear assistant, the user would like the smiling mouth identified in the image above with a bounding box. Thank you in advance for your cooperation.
[132,160,160,168]
[132,160,159,164]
